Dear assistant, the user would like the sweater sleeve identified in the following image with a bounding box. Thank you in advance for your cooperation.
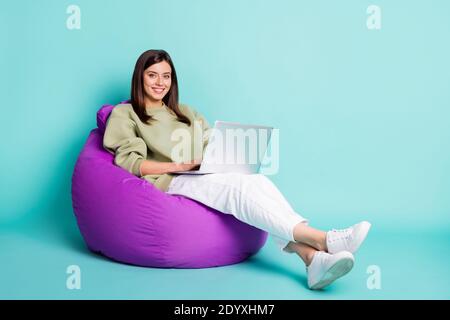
[103,107,147,176]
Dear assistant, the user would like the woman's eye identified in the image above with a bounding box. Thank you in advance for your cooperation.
[149,74,156,78]
[164,75,170,79]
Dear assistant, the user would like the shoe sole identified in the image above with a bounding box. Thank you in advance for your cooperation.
[310,257,354,290]
[351,221,372,253]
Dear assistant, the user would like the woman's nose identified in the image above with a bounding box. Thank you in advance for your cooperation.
[155,76,163,85]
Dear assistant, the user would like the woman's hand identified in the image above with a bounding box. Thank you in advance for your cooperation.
[173,159,202,172]
[140,159,201,176]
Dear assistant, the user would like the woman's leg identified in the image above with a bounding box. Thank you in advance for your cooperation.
[293,223,327,252]
[167,173,318,253]
[244,174,328,252]
[167,172,359,290]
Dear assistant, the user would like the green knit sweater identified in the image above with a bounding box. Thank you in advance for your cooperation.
[103,102,211,192]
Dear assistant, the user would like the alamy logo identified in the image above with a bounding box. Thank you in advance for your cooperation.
[66,265,81,290]
[367,5,382,30]
[66,5,81,30]
[366,265,382,290]
[170,121,280,175]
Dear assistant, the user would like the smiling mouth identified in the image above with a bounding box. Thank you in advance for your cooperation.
[152,87,165,94]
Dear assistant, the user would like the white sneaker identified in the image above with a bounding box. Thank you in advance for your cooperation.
[326,221,371,254]
[306,251,355,290]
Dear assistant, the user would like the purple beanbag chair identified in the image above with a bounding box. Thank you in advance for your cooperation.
[71,102,268,268]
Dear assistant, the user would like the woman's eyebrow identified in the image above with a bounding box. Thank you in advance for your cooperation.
[147,71,171,75]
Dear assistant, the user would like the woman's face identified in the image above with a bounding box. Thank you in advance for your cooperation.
[143,61,172,102]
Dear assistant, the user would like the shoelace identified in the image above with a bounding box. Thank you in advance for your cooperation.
[329,228,353,242]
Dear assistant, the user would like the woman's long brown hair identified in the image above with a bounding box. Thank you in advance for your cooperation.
[130,49,191,126]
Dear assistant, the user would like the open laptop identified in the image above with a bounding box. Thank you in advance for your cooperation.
[174,120,273,175]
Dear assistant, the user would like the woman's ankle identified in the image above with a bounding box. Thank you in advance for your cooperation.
[293,223,328,252]
[286,241,317,266]
[302,248,317,266]
[315,232,328,252]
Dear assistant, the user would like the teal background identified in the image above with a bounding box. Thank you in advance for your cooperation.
[1,0,449,299]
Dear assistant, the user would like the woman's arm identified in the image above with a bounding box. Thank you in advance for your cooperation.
[103,107,147,176]
[139,159,201,175]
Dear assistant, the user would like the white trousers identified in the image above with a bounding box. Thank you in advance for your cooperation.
[166,173,308,254]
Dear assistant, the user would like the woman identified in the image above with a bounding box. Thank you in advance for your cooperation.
[103,49,371,290]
